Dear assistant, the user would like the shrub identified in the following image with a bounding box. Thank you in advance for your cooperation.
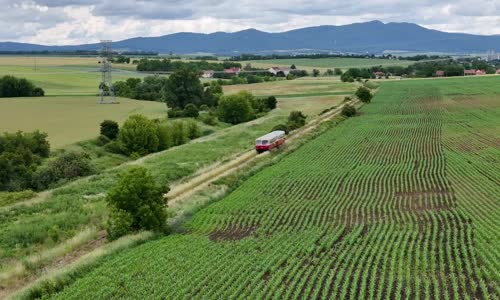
[156,124,173,151]
[106,167,168,240]
[186,120,201,140]
[104,141,125,154]
[118,115,159,156]
[32,87,45,97]
[100,120,119,140]
[265,96,277,110]
[167,108,184,118]
[334,68,343,75]
[32,152,94,191]
[184,103,199,118]
[272,124,289,134]
[341,104,357,117]
[171,121,189,146]
[218,91,254,124]
[0,75,45,98]
[199,113,218,126]
[95,135,111,146]
[312,69,320,77]
[287,111,307,131]
[199,104,209,111]
[355,86,373,103]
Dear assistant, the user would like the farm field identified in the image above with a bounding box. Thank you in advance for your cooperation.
[48,76,500,299]
[0,96,167,148]
[0,56,141,95]
[245,57,415,72]
[0,71,354,297]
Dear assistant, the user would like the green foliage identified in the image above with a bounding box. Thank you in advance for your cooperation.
[272,124,289,134]
[324,69,334,76]
[186,120,201,140]
[167,108,184,118]
[0,75,45,98]
[32,151,94,191]
[183,103,200,118]
[199,113,218,126]
[0,130,50,191]
[312,69,320,77]
[341,104,357,117]
[171,121,189,146]
[136,58,241,72]
[156,124,174,151]
[106,167,168,240]
[334,68,343,75]
[0,190,36,207]
[287,111,307,131]
[218,91,254,124]
[119,115,159,156]
[355,86,373,103]
[104,141,125,154]
[95,135,111,147]
[265,96,277,110]
[164,68,205,109]
[100,120,119,140]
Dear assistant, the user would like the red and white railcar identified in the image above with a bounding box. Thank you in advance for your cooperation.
[255,130,286,153]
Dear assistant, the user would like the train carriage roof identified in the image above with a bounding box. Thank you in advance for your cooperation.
[256,130,286,141]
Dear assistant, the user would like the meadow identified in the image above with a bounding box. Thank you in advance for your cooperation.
[245,57,415,72]
[0,61,355,297]
[46,76,499,299]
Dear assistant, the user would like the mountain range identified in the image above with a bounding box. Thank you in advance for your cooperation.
[1,21,499,54]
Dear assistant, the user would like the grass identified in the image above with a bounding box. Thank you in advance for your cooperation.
[43,76,499,299]
[0,72,352,294]
[245,57,415,72]
[0,96,167,148]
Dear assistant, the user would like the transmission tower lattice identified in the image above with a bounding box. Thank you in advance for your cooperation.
[97,40,117,104]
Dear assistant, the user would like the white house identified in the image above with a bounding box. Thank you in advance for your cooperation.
[201,70,215,78]
[268,67,291,76]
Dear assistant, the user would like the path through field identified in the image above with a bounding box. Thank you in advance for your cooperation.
[40,77,500,299]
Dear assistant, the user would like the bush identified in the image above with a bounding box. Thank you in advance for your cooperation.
[106,167,168,240]
[218,91,254,124]
[0,75,45,98]
[199,113,218,126]
[355,86,373,103]
[184,103,199,118]
[340,73,354,82]
[312,69,320,77]
[287,111,307,131]
[156,124,173,151]
[167,108,184,118]
[119,115,159,156]
[95,135,111,146]
[199,104,209,111]
[341,104,357,117]
[100,120,119,140]
[186,120,201,140]
[32,87,45,97]
[334,68,343,75]
[265,96,277,110]
[104,141,125,154]
[32,152,94,191]
[171,121,189,146]
[272,124,289,134]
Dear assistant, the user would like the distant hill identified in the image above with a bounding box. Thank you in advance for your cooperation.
[1,21,499,54]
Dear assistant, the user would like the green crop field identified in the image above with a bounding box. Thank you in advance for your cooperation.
[0,96,167,148]
[49,76,500,299]
[245,57,415,72]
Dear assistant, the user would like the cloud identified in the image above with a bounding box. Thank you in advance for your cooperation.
[3,0,500,44]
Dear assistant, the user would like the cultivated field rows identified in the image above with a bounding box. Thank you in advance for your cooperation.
[51,76,499,299]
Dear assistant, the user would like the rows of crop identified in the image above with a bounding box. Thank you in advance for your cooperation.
[51,77,499,299]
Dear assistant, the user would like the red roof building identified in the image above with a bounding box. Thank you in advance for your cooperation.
[224,67,241,74]
[464,69,477,76]
[373,71,385,77]
[496,69,500,74]
[435,70,445,77]
[475,69,486,75]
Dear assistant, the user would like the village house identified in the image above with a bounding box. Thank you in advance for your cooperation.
[373,71,385,78]
[201,70,214,78]
[268,67,291,76]
[435,70,445,77]
[224,67,241,75]
[496,69,500,74]
[475,69,486,75]
[464,69,477,76]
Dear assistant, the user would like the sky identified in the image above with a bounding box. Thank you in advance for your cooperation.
[2,0,499,45]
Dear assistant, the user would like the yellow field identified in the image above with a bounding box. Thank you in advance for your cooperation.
[0,96,166,148]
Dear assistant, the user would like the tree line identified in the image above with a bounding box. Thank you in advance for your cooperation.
[136,58,242,72]
[0,76,45,97]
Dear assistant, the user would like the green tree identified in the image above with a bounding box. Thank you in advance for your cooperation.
[218,91,254,124]
[164,68,205,109]
[100,120,119,140]
[312,69,320,77]
[265,96,277,110]
[106,167,168,240]
[334,68,343,75]
[324,69,334,76]
[341,104,356,117]
[287,111,307,130]
[290,64,297,70]
[119,115,159,156]
[183,103,199,118]
[355,86,373,103]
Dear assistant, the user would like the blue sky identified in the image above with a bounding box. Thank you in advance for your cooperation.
[3,0,499,45]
